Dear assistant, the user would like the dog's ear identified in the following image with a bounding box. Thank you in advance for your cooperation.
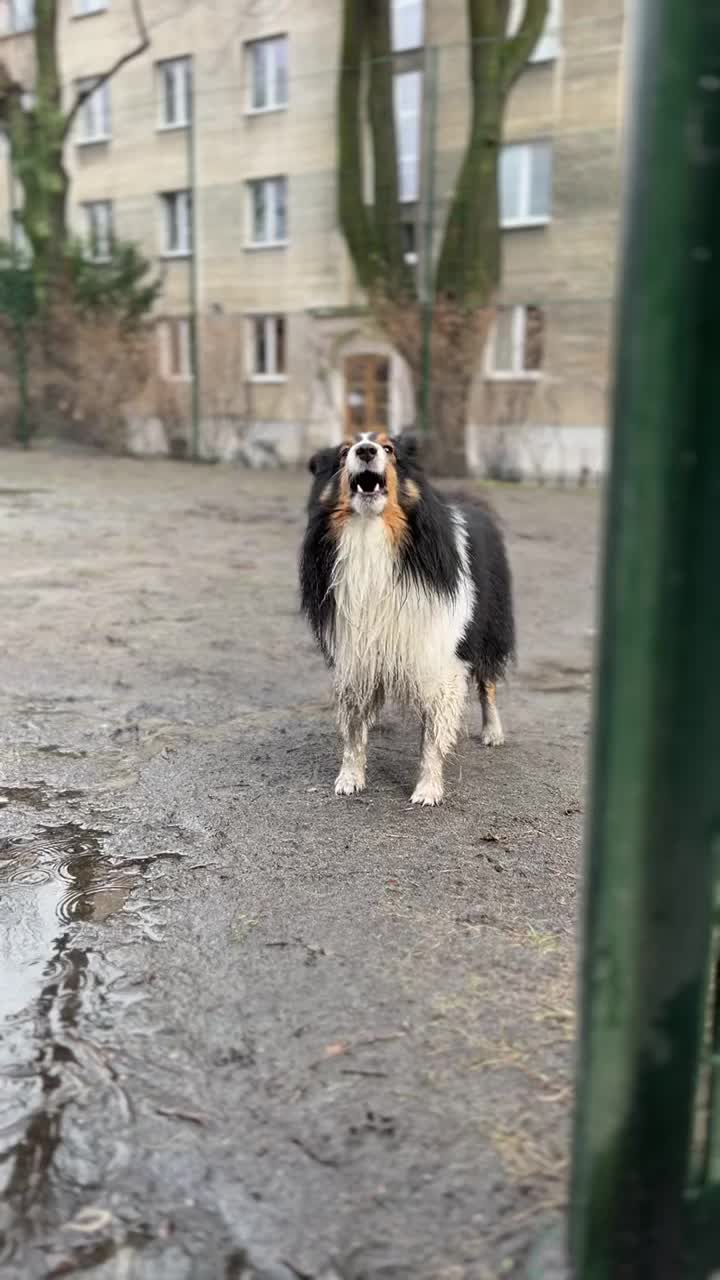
[308,452,320,475]
[394,432,421,466]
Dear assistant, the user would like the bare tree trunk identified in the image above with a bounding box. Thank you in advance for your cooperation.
[336,0,549,475]
[420,303,493,475]
[422,375,473,476]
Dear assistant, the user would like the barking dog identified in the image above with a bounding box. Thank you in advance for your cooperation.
[300,433,515,806]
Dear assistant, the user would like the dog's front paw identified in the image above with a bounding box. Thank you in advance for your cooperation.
[335,769,366,797]
[480,726,505,747]
[411,779,444,807]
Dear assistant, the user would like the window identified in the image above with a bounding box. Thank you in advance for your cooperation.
[487,305,545,378]
[248,315,286,380]
[402,220,418,266]
[160,190,192,257]
[508,0,562,63]
[4,0,35,32]
[160,317,193,381]
[391,0,424,51]
[75,0,107,14]
[500,141,552,226]
[246,177,287,247]
[247,36,288,112]
[157,57,192,129]
[394,71,422,203]
[76,78,111,144]
[82,200,113,262]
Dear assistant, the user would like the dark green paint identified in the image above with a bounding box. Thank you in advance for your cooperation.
[571,1,720,1276]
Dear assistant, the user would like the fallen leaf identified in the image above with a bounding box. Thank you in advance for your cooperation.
[324,1041,350,1058]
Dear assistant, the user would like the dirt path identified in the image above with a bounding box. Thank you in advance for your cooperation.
[0,450,599,1279]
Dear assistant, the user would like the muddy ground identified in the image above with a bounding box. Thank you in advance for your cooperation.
[0,449,600,1280]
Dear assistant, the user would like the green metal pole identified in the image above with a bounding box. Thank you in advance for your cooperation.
[419,44,438,436]
[15,310,29,448]
[187,58,201,461]
[571,1,720,1277]
[5,135,30,449]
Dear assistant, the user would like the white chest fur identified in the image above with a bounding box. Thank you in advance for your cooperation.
[329,509,474,708]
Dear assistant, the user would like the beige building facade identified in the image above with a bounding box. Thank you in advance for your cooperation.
[0,0,626,475]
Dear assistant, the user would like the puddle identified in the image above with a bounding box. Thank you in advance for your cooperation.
[0,817,139,1029]
[0,784,85,812]
[0,791,170,1271]
[36,745,88,760]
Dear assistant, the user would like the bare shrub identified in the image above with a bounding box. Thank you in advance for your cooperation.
[34,308,153,452]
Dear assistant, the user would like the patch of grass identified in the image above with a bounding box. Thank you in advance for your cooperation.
[491,1117,567,1188]
[526,925,562,955]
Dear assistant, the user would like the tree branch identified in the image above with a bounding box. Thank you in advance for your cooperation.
[434,0,504,304]
[501,0,550,90]
[365,0,414,297]
[337,0,383,292]
[63,0,149,136]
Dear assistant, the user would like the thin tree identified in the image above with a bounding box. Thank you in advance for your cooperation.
[0,0,149,300]
[338,0,549,475]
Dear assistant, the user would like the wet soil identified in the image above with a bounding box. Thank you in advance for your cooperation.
[0,452,599,1279]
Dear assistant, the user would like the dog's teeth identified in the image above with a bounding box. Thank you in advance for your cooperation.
[374,483,380,492]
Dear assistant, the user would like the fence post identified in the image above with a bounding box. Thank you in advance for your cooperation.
[571,0,720,1276]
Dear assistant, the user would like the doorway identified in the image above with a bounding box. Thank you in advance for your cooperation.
[343,354,391,435]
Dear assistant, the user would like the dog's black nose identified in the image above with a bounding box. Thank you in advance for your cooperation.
[355,443,377,462]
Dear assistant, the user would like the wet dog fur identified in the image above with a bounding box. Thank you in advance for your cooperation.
[300,433,515,805]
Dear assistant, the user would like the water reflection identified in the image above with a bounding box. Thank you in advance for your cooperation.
[0,809,139,1266]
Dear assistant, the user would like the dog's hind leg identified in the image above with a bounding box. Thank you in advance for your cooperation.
[411,668,467,807]
[478,678,505,747]
[335,692,370,796]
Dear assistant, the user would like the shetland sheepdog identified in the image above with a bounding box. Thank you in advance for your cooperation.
[300,432,515,806]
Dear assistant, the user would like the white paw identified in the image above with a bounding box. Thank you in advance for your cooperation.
[480,727,505,747]
[411,780,444,807]
[335,770,366,797]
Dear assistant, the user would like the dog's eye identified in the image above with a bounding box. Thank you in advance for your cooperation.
[384,444,393,454]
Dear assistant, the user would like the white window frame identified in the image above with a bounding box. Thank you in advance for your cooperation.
[6,0,35,33]
[500,140,552,228]
[159,317,193,382]
[245,177,288,249]
[74,0,108,15]
[75,77,111,145]
[157,57,192,130]
[247,314,287,382]
[508,0,562,63]
[246,35,289,114]
[391,0,424,52]
[82,200,113,263]
[393,70,422,204]
[485,305,544,381]
[159,190,193,258]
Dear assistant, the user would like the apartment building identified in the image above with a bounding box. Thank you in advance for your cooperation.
[0,0,626,475]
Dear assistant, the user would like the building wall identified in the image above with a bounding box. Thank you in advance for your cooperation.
[0,0,625,478]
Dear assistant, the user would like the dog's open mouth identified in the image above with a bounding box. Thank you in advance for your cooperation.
[350,470,387,496]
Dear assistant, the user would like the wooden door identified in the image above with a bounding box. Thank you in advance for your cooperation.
[344,355,390,435]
